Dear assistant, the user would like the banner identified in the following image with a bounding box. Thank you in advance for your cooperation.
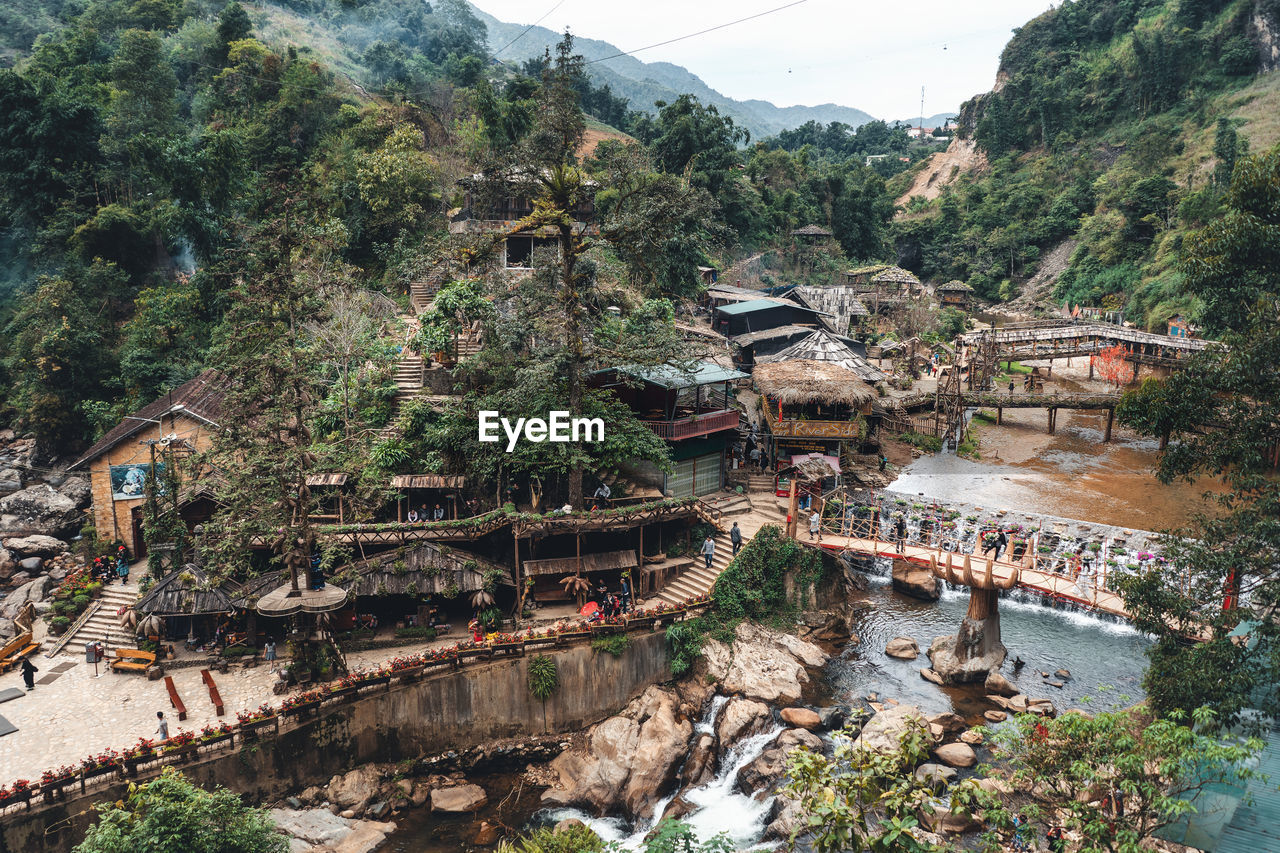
[109,463,165,501]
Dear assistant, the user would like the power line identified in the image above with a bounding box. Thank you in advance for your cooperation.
[492,0,568,58]
[585,0,810,65]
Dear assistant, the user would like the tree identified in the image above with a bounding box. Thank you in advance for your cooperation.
[977,707,1263,852]
[75,767,287,853]
[783,717,949,852]
[304,285,397,440]
[215,2,252,65]
[1091,342,1130,388]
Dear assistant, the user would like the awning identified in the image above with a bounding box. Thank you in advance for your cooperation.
[255,583,349,616]
[790,452,841,479]
[390,474,466,489]
[305,473,349,487]
[522,549,639,577]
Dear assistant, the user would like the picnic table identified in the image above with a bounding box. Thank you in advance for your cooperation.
[110,648,157,674]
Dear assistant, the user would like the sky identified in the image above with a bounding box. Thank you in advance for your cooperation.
[468,0,1059,120]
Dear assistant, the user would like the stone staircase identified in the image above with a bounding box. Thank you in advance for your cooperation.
[394,354,424,396]
[657,528,738,605]
[699,491,753,517]
[59,580,140,654]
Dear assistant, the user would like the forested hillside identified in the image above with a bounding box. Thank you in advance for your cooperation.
[0,0,908,463]
[891,0,1280,326]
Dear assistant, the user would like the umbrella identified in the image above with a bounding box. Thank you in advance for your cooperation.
[579,601,599,617]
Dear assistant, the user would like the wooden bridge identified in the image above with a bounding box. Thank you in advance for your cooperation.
[960,390,1125,438]
[960,322,1217,371]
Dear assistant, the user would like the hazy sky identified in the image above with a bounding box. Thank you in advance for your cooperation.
[468,0,1057,119]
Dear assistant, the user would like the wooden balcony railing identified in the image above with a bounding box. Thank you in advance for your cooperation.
[640,409,740,440]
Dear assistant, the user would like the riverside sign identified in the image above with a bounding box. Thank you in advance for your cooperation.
[478,410,605,452]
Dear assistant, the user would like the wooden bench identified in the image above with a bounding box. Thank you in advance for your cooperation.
[0,632,37,673]
[163,676,187,721]
[200,669,224,716]
[110,649,157,673]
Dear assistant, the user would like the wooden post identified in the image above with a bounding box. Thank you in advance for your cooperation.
[785,476,799,539]
[1048,408,1056,435]
[996,407,1002,425]
[512,530,523,625]
[1088,357,1094,380]
[1104,408,1114,443]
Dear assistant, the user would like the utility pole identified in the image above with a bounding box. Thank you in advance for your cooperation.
[919,86,925,137]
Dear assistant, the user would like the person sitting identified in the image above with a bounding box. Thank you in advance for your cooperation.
[407,508,420,523]
[432,504,445,521]
[592,482,611,509]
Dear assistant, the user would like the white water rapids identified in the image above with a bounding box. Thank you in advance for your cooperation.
[542,697,786,850]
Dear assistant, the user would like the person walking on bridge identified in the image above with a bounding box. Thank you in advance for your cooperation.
[809,510,821,542]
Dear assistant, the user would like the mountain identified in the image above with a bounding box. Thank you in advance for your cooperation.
[468,4,877,138]
[892,112,959,129]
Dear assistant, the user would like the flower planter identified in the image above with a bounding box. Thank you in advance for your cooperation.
[161,744,198,764]
[557,630,590,644]
[81,764,120,783]
[198,733,235,749]
[625,615,658,631]
[282,700,321,719]
[324,685,360,702]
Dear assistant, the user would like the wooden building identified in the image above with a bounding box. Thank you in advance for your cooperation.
[70,370,228,557]
[937,280,974,310]
[791,285,871,335]
[712,298,827,337]
[756,329,886,384]
[754,359,877,458]
[448,171,597,271]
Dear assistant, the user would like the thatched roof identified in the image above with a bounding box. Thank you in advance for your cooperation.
[522,549,638,577]
[792,224,833,237]
[340,542,513,598]
[390,474,466,489]
[847,264,892,277]
[871,267,921,286]
[136,564,235,616]
[753,359,877,407]
[938,280,974,292]
[757,330,886,383]
[306,473,349,487]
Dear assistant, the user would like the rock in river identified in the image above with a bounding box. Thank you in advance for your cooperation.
[891,559,941,601]
[854,705,933,755]
[885,636,919,659]
[701,622,827,705]
[933,742,977,768]
[431,784,488,813]
[779,707,822,731]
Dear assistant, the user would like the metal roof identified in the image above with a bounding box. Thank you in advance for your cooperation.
[620,361,748,389]
[715,298,825,317]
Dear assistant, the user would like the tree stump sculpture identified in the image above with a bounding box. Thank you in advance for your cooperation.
[925,553,1019,684]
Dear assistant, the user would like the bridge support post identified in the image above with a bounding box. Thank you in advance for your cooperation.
[1088,357,1094,380]
[1047,408,1057,435]
[996,407,1002,425]
[1104,408,1114,443]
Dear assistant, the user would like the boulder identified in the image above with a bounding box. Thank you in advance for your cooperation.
[984,671,1017,697]
[983,710,1007,723]
[986,694,1010,710]
[1028,699,1057,718]
[779,707,822,731]
[959,729,985,745]
[933,743,977,768]
[553,818,585,834]
[737,728,823,795]
[327,767,382,813]
[0,575,53,619]
[928,712,967,734]
[0,469,22,495]
[431,784,487,813]
[55,477,91,508]
[660,795,696,822]
[919,668,944,685]
[0,547,12,575]
[334,822,397,853]
[0,485,82,538]
[885,636,919,659]
[269,808,353,847]
[542,686,691,819]
[702,622,827,705]
[891,559,941,600]
[16,558,41,574]
[1054,668,1071,680]
[763,796,804,841]
[3,535,68,559]
[472,820,501,846]
[927,627,1008,685]
[679,733,718,789]
[817,705,852,731]
[1007,694,1029,713]
[920,801,982,834]
[914,763,958,791]
[716,697,772,748]
[855,705,933,755]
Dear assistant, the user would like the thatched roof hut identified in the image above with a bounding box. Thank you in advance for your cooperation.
[792,224,833,238]
[136,564,235,616]
[753,359,877,407]
[938,280,974,293]
[871,266,921,286]
[757,329,886,383]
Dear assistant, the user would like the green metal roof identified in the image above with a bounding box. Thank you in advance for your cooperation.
[622,362,748,389]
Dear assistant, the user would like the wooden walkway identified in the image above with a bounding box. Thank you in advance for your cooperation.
[802,532,1133,620]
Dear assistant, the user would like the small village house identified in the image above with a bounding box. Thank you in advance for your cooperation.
[753,359,877,462]
[70,370,228,558]
[448,172,597,271]
[712,298,828,337]
[937,280,974,311]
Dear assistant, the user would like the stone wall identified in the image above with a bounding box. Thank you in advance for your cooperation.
[1,632,671,853]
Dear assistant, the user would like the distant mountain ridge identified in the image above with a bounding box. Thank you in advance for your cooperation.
[469,4,882,138]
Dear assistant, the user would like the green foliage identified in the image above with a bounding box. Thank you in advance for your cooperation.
[590,633,630,657]
[74,767,288,853]
[527,654,558,701]
[897,431,943,453]
[978,707,1264,851]
[497,824,605,853]
[393,625,436,640]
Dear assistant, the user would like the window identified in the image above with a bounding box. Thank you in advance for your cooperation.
[504,235,558,268]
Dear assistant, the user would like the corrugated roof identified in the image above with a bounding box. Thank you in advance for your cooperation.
[71,370,229,470]
[730,325,819,347]
[757,330,886,382]
[715,298,825,317]
[617,362,748,389]
[305,473,349,487]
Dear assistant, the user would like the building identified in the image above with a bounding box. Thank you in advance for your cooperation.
[70,370,228,557]
[755,328,886,384]
[790,285,871,336]
[1167,315,1196,338]
[841,265,923,311]
[753,359,877,459]
[448,172,597,271]
[791,224,834,244]
[712,298,828,337]
[592,361,747,499]
[937,280,975,310]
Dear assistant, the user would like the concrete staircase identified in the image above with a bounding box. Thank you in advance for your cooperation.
[699,491,753,517]
[60,580,140,654]
[394,354,424,396]
[657,528,738,605]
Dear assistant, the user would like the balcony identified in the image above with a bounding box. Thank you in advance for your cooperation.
[640,409,740,441]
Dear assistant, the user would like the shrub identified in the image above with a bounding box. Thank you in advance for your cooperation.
[590,634,631,657]
[72,594,92,612]
[394,626,437,640]
[527,655,558,700]
[49,616,71,634]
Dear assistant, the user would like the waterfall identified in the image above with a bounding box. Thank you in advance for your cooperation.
[541,698,787,850]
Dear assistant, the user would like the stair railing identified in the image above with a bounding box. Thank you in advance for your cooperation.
[45,602,101,658]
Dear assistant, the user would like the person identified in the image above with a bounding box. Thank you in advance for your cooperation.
[264,640,277,672]
[878,454,888,472]
[700,535,715,569]
[407,508,419,523]
[1011,813,1030,852]
[730,522,743,555]
[619,575,632,613]
[1009,379,1015,394]
[758,449,769,472]
[1046,825,1066,853]
[117,557,129,585]
[155,711,170,742]
[469,618,483,643]
[895,515,907,553]
[749,446,761,469]
[809,510,821,542]
[20,657,37,690]
[419,504,430,522]
[594,482,611,502]
[432,504,444,521]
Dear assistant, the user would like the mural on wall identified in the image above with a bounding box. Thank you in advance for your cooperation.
[110,463,164,501]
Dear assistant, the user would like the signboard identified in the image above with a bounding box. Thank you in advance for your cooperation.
[109,463,165,501]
